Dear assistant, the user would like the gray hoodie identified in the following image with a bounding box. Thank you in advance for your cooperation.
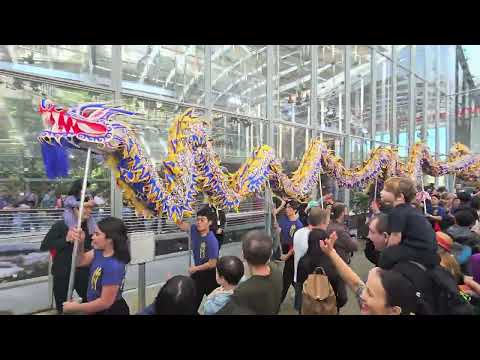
[446,225,480,246]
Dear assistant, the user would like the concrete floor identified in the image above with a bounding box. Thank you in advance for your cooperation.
[34,240,374,316]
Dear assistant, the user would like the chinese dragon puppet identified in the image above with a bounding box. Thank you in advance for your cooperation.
[37,99,480,222]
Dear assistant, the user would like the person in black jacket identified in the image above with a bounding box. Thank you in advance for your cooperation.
[453,191,478,222]
[364,201,392,266]
[40,199,95,314]
[297,229,348,314]
[208,205,227,250]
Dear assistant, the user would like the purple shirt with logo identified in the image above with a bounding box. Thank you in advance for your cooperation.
[87,250,126,302]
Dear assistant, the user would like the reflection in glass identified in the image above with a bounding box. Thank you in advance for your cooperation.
[317,45,345,133]
[321,133,344,202]
[211,45,267,117]
[211,112,264,162]
[0,75,112,192]
[376,45,392,58]
[281,124,293,160]
[426,45,439,84]
[415,45,426,79]
[396,45,411,69]
[350,137,370,168]
[415,76,425,142]
[350,46,371,137]
[274,45,311,124]
[121,45,205,104]
[121,97,190,165]
[397,65,409,147]
[0,45,112,86]
[398,145,409,161]
[375,55,392,143]
[293,127,306,161]
[426,81,437,151]
[438,94,448,154]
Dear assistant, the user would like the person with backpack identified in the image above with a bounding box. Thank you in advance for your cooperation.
[318,231,418,315]
[360,212,473,315]
[293,208,330,311]
[297,229,347,314]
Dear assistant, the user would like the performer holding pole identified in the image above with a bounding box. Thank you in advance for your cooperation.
[67,148,92,301]
[175,205,219,312]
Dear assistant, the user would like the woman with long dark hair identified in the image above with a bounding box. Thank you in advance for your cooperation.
[62,217,131,315]
[326,203,358,264]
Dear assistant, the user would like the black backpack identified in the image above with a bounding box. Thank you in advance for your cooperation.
[393,261,474,315]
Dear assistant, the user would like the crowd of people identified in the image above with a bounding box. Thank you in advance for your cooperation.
[36,176,480,315]
[0,186,109,211]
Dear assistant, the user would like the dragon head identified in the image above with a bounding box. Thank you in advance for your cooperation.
[38,99,137,153]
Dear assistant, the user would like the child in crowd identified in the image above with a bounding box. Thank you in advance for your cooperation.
[203,256,244,315]
[377,177,439,270]
[380,177,437,252]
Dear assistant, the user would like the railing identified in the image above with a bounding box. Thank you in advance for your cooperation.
[0,207,111,242]
[0,197,266,314]
[0,197,266,242]
[0,197,266,289]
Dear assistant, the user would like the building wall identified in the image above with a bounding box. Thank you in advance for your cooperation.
[0,45,459,202]
[0,45,463,313]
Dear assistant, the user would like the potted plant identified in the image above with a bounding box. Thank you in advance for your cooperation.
[349,191,370,232]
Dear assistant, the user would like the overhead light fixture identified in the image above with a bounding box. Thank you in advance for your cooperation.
[228,96,241,106]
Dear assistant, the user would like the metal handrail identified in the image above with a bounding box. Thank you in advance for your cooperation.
[0,197,265,239]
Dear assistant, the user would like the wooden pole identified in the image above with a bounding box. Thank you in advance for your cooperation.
[420,175,427,215]
[66,147,92,302]
[319,172,324,209]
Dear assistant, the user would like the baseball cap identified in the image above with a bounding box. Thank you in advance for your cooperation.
[436,232,452,252]
[306,200,320,212]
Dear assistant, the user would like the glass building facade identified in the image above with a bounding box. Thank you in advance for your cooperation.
[0,45,477,314]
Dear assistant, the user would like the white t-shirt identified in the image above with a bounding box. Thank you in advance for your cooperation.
[293,226,311,283]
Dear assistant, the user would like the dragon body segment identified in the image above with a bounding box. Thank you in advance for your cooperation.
[37,100,480,222]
